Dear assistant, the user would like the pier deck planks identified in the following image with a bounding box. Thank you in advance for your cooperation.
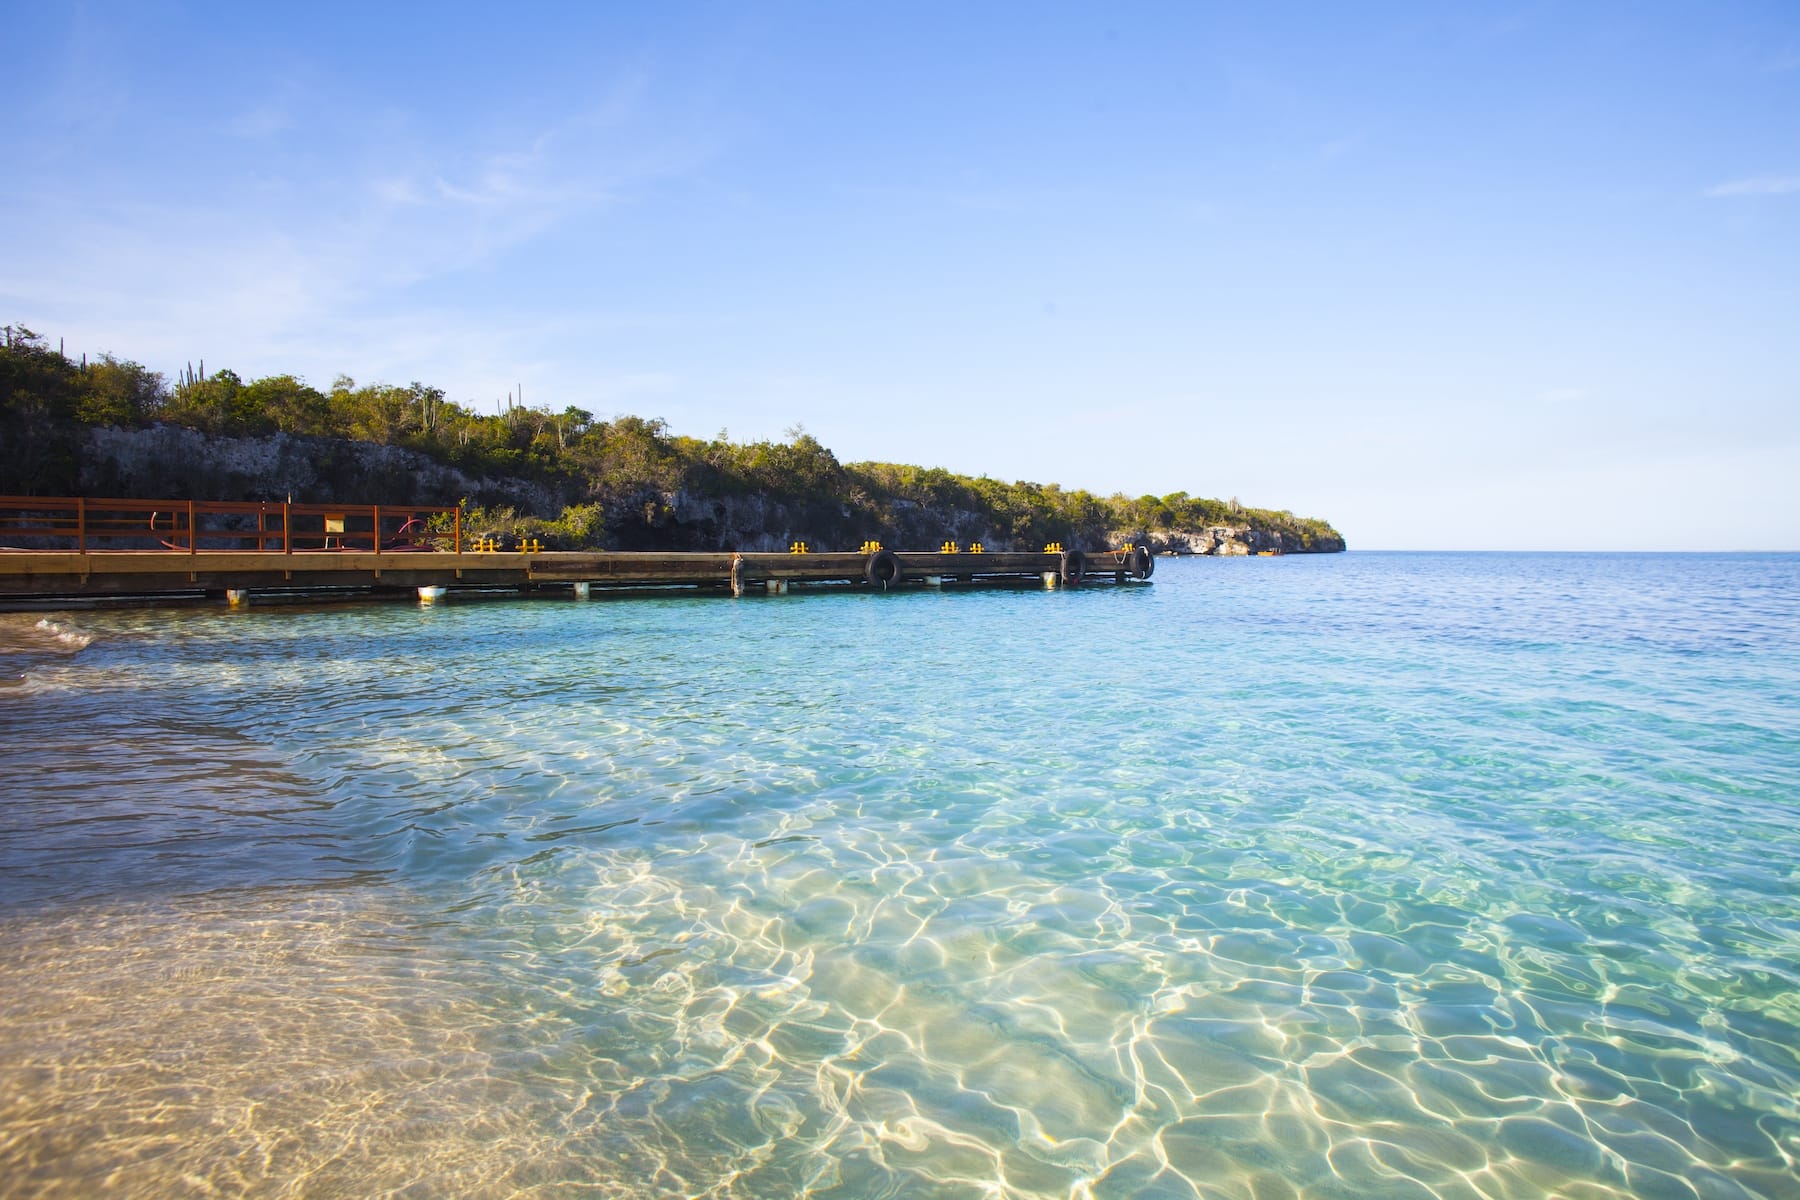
[0,549,1126,601]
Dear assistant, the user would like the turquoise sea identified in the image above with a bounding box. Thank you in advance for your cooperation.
[2,552,1797,1199]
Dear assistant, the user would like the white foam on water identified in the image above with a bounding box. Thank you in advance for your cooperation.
[0,614,95,688]
[32,617,94,650]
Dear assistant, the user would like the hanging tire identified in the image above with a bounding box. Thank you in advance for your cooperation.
[865,548,901,589]
[1131,545,1154,579]
[1061,549,1087,586]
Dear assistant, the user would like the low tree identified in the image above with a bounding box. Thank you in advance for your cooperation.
[75,354,166,427]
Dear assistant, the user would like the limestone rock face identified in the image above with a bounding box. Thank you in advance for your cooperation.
[1110,525,1347,556]
[78,425,563,513]
[67,426,1346,555]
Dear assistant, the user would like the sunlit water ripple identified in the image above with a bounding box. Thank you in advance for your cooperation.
[2,553,1797,1198]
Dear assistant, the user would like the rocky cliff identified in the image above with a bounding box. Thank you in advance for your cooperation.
[67,425,1343,555]
[78,425,566,515]
[650,490,1344,555]
[1127,526,1348,556]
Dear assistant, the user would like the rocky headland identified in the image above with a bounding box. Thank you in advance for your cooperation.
[2,329,1345,555]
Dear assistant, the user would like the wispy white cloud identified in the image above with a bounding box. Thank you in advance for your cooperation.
[1,55,717,408]
[831,180,1023,213]
[371,176,425,206]
[1705,175,1800,197]
[227,98,297,139]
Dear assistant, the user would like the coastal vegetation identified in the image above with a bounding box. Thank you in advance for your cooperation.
[0,326,1343,553]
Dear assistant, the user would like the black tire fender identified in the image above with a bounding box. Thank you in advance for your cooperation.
[1061,549,1087,586]
[865,548,901,589]
[1132,545,1154,579]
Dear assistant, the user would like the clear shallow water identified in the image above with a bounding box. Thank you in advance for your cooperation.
[2,553,1797,1199]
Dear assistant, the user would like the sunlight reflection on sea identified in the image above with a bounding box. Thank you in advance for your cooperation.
[2,553,1797,1198]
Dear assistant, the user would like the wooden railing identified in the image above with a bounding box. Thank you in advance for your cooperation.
[0,496,462,554]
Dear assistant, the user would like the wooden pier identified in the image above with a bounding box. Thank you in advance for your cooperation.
[0,496,1152,606]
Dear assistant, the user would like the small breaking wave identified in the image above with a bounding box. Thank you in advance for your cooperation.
[0,615,95,685]
[33,618,94,651]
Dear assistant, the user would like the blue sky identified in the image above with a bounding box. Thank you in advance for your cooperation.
[4,2,1796,549]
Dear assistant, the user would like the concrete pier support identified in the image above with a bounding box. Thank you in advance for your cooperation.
[924,576,943,588]
[226,589,250,607]
[573,582,591,600]
[418,585,448,605]
[765,579,789,594]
